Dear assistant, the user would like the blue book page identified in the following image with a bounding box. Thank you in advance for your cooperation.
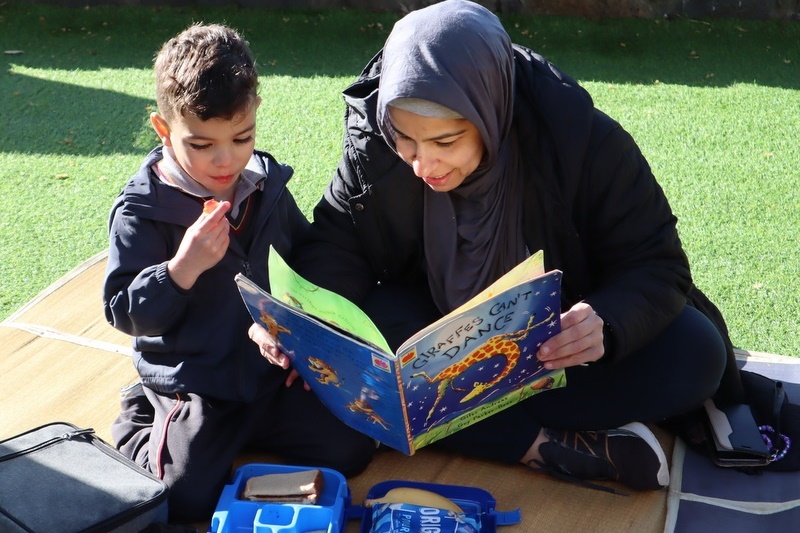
[236,274,411,454]
[396,270,566,451]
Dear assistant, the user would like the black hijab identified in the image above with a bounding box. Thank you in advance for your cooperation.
[376,0,526,313]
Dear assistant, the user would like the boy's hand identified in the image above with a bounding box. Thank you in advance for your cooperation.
[249,322,289,368]
[536,302,605,369]
[167,200,231,290]
[248,323,311,390]
[284,369,308,390]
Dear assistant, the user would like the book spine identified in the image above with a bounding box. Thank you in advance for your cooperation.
[395,354,415,455]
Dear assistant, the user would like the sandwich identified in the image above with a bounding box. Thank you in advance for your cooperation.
[242,469,325,504]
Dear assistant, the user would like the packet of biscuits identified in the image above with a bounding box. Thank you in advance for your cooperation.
[242,469,324,504]
[369,502,480,533]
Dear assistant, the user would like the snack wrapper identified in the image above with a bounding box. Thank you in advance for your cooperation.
[369,502,481,533]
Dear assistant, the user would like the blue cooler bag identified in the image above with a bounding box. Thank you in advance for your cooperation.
[211,464,520,533]
[210,464,350,533]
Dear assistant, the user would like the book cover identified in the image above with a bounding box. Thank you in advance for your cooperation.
[236,247,566,455]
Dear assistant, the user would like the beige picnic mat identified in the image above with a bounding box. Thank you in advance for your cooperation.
[0,251,673,532]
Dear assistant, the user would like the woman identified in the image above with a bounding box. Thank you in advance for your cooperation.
[253,0,733,492]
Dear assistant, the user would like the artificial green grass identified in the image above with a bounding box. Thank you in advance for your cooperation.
[1,4,798,358]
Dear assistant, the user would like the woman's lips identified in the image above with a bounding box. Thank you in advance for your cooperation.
[422,171,451,187]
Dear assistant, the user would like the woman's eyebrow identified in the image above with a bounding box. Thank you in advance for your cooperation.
[393,124,467,142]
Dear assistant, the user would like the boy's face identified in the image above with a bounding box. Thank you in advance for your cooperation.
[150,98,260,199]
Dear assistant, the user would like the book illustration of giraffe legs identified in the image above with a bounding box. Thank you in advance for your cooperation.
[411,311,555,424]
[346,398,391,429]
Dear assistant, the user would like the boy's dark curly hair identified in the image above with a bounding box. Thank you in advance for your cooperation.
[154,23,258,121]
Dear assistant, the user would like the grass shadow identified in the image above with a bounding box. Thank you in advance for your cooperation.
[1,72,154,156]
[0,4,395,76]
[505,16,800,88]
[2,6,798,157]
[4,4,797,85]
[1,4,397,156]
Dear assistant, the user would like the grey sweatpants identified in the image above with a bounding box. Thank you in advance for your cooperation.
[111,369,375,523]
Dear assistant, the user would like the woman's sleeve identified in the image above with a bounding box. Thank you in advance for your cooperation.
[578,119,692,361]
[291,149,378,305]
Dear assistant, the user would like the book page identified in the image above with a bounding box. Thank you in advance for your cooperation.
[395,269,565,451]
[236,274,411,454]
[267,247,392,354]
[402,250,547,346]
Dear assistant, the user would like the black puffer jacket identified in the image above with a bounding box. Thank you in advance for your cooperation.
[294,46,743,402]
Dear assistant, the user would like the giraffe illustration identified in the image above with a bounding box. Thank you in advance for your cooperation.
[258,310,291,338]
[346,398,391,430]
[411,311,555,423]
[307,356,342,387]
[284,293,304,310]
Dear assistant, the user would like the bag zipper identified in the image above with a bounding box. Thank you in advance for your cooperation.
[0,428,94,463]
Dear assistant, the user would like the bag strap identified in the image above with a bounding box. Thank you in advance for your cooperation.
[773,381,786,434]
[759,381,791,463]
[0,428,95,463]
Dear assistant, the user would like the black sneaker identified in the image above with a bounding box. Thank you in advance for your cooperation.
[530,422,669,493]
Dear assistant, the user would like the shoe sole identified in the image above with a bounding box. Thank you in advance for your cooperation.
[616,422,670,489]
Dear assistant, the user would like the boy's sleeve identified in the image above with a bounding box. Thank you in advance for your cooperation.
[103,209,191,337]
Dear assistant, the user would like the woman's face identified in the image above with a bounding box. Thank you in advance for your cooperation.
[388,106,484,192]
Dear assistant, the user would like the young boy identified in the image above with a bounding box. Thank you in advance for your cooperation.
[102,23,375,523]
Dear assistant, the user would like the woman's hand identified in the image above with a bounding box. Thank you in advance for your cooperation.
[248,323,308,389]
[536,302,605,369]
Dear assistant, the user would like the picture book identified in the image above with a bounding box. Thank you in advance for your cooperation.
[235,246,566,455]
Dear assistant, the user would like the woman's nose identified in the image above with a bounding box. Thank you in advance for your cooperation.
[411,147,435,177]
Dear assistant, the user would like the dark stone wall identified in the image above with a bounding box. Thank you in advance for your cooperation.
[12,0,800,19]
[503,0,799,19]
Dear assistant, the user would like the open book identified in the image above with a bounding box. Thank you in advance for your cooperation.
[235,247,566,455]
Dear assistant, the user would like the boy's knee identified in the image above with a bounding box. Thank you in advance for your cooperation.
[165,474,224,523]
